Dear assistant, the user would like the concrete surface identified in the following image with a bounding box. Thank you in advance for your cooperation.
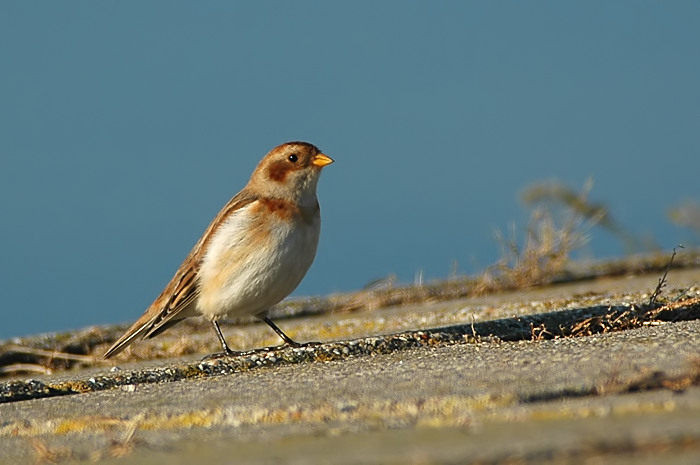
[1,266,699,464]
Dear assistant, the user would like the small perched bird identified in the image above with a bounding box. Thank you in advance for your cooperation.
[104,142,333,359]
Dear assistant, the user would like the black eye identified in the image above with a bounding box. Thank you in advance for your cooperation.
[288,154,298,163]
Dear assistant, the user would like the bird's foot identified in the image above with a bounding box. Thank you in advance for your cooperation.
[201,341,323,361]
[250,340,323,353]
[201,348,240,360]
[281,340,322,349]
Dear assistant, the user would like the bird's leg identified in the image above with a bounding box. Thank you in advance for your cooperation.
[262,316,302,347]
[204,317,320,360]
[202,320,238,359]
[261,316,322,349]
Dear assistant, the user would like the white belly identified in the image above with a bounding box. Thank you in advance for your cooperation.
[195,200,320,320]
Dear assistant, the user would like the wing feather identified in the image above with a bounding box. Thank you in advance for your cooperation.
[103,190,258,358]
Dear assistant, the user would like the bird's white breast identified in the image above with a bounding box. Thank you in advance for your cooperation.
[196,199,320,320]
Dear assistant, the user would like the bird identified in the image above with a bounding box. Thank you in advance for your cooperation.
[103,141,333,359]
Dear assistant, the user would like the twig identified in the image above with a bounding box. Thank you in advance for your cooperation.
[648,245,684,306]
[30,438,73,463]
[0,363,53,375]
[1,344,97,362]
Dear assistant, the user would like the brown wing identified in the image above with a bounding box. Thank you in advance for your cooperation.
[103,190,258,358]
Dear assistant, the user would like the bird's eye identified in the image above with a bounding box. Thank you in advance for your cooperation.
[288,154,298,163]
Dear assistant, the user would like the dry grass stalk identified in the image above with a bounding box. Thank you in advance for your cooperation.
[472,197,596,296]
[2,344,96,362]
[30,438,73,464]
[597,356,700,396]
[649,245,683,306]
[530,323,552,342]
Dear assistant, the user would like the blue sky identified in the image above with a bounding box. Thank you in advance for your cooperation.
[1,2,699,338]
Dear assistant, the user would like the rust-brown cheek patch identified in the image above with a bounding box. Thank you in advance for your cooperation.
[267,161,292,183]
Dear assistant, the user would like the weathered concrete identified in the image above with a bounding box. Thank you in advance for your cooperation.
[1,267,699,464]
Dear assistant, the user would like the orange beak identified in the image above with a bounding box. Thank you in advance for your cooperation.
[312,153,334,167]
